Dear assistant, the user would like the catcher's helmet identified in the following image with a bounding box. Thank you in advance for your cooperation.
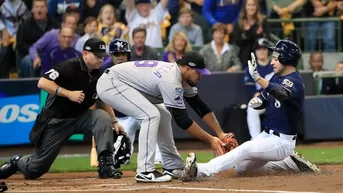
[268,40,302,66]
[113,132,132,167]
[109,38,131,55]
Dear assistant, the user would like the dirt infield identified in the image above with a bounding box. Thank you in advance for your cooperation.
[3,165,343,193]
[2,141,343,193]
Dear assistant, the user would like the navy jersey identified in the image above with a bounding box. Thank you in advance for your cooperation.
[259,71,304,135]
[244,62,274,99]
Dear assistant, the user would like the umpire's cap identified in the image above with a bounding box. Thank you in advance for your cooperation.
[83,38,108,57]
[176,51,211,75]
[268,39,302,67]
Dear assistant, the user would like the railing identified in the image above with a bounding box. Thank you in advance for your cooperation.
[312,71,343,95]
[267,17,342,52]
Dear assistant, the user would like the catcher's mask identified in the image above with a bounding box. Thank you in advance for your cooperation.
[113,132,132,166]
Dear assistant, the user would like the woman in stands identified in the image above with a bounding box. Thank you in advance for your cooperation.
[231,0,270,69]
[97,4,129,44]
[162,32,192,63]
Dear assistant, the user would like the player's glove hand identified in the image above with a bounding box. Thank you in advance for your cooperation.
[221,133,239,153]
[248,52,261,81]
[248,97,263,108]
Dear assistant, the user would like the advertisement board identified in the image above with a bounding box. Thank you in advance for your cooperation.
[0,95,40,145]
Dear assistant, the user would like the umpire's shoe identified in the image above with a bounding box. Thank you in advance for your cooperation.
[0,155,21,179]
[98,155,122,179]
[290,151,321,173]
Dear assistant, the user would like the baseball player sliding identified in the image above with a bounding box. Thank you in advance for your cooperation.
[181,40,319,181]
[96,51,228,183]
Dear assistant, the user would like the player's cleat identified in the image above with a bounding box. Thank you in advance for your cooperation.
[0,181,8,192]
[135,170,172,183]
[163,168,183,179]
[290,151,321,173]
[181,152,198,182]
[98,155,123,179]
[0,155,21,179]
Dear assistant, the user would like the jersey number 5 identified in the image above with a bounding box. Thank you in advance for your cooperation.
[134,61,158,67]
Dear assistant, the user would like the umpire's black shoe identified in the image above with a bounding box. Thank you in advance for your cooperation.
[0,155,21,179]
[98,155,123,179]
[0,181,8,192]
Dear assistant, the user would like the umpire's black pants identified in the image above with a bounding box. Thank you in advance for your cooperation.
[17,109,114,179]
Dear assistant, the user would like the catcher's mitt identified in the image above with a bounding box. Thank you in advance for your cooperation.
[221,133,239,153]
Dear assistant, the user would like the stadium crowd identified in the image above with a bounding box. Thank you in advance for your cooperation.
[0,0,342,94]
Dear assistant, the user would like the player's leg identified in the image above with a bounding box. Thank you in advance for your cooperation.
[97,77,171,182]
[76,109,122,178]
[257,156,299,173]
[155,145,163,164]
[182,132,295,181]
[246,107,265,140]
[15,118,77,179]
[117,116,141,155]
[154,104,184,178]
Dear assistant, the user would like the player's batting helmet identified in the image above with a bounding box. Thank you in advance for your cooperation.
[109,38,131,55]
[268,40,302,67]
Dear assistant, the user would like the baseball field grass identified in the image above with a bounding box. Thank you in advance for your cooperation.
[40,147,343,173]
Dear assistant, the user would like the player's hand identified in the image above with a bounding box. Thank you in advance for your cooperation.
[67,90,85,104]
[248,52,261,81]
[210,137,225,157]
[113,122,125,135]
[248,97,263,108]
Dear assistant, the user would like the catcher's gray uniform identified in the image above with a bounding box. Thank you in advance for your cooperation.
[97,60,197,174]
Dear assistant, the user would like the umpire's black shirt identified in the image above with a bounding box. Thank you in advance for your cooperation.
[43,57,101,118]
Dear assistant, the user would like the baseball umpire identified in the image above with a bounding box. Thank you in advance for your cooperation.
[0,38,124,180]
[181,39,306,181]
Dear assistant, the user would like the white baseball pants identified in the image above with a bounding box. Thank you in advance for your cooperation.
[117,116,163,162]
[197,130,296,176]
[97,75,184,173]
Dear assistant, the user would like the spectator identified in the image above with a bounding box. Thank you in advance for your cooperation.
[16,0,60,77]
[0,0,31,78]
[125,0,169,48]
[244,38,274,140]
[231,0,270,69]
[82,0,102,22]
[321,61,343,95]
[202,0,243,38]
[48,0,84,22]
[21,13,79,77]
[199,23,241,72]
[266,0,306,39]
[75,17,98,53]
[308,52,337,95]
[130,27,159,60]
[168,8,203,46]
[304,0,337,52]
[97,4,129,44]
[163,32,192,62]
[41,27,80,74]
